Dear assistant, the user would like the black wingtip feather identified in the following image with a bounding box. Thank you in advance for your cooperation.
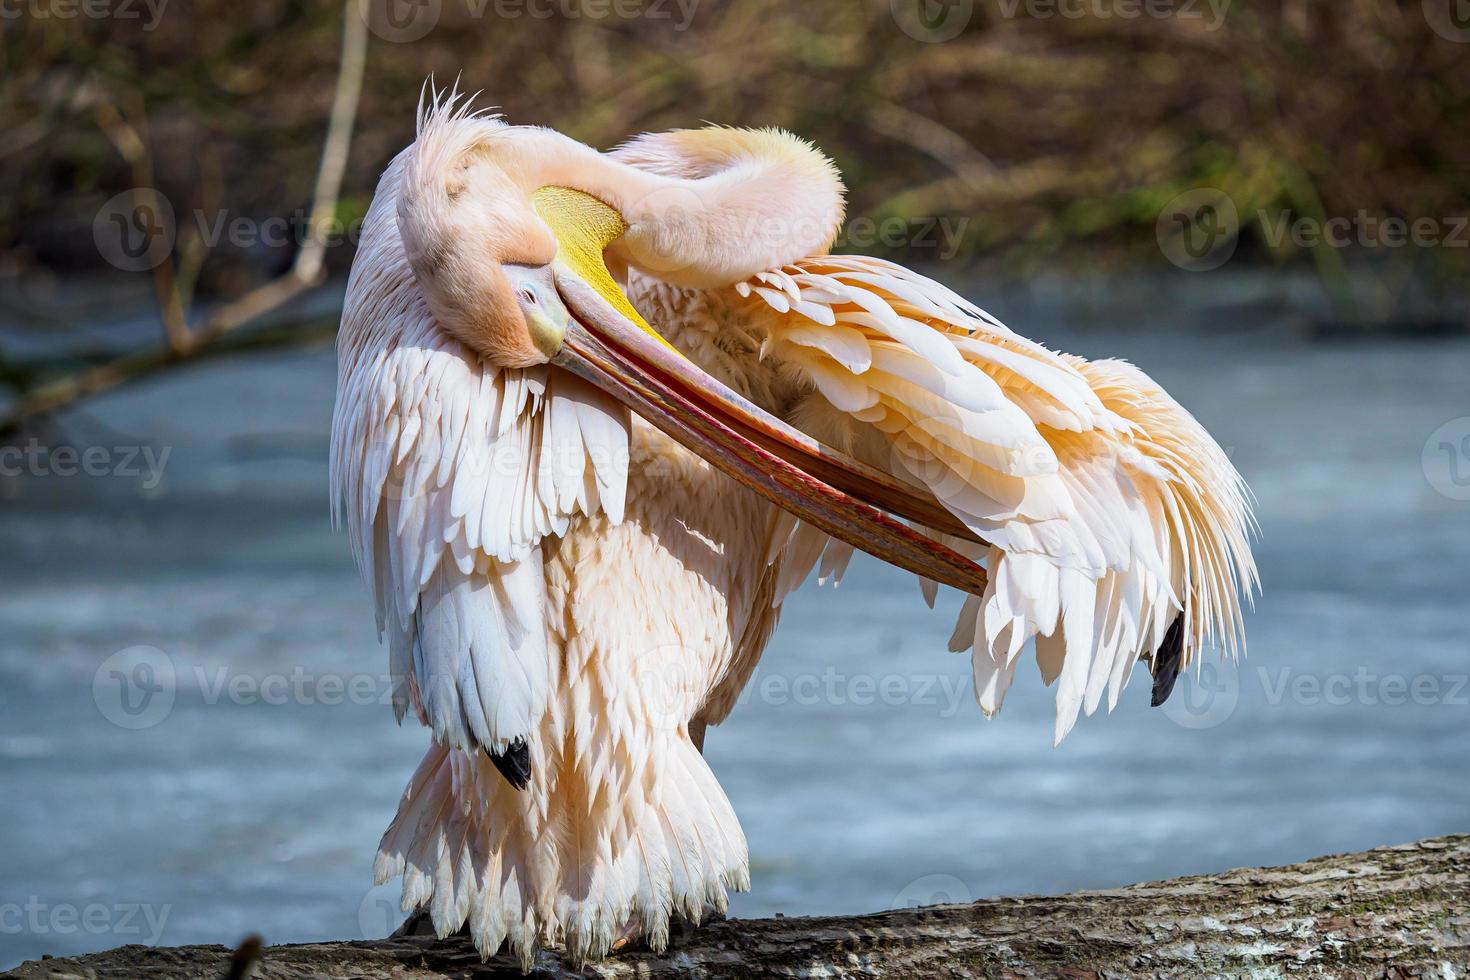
[1150,615,1186,708]
[486,737,531,790]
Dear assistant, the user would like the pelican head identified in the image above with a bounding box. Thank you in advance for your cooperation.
[389,101,991,595]
[395,115,573,367]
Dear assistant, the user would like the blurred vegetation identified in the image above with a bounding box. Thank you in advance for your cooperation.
[0,0,1467,311]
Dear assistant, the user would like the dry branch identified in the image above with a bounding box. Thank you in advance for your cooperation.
[7,836,1468,979]
[0,0,366,437]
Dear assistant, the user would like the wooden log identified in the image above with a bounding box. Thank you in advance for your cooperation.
[7,836,1468,979]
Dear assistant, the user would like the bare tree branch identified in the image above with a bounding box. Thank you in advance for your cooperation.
[7,836,1468,978]
[291,0,367,288]
[0,0,368,437]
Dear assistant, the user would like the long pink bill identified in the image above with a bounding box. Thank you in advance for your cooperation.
[551,270,990,597]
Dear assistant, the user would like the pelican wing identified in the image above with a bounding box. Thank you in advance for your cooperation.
[331,160,631,754]
[732,255,1257,743]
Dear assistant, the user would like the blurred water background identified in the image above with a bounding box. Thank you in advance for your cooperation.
[1,273,1466,969]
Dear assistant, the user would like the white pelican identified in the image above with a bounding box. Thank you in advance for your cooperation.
[330,88,1257,968]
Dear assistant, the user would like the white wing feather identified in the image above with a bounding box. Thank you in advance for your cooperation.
[741,255,1257,743]
[331,151,631,753]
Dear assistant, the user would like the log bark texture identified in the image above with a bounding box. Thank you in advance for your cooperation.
[7,836,1468,979]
